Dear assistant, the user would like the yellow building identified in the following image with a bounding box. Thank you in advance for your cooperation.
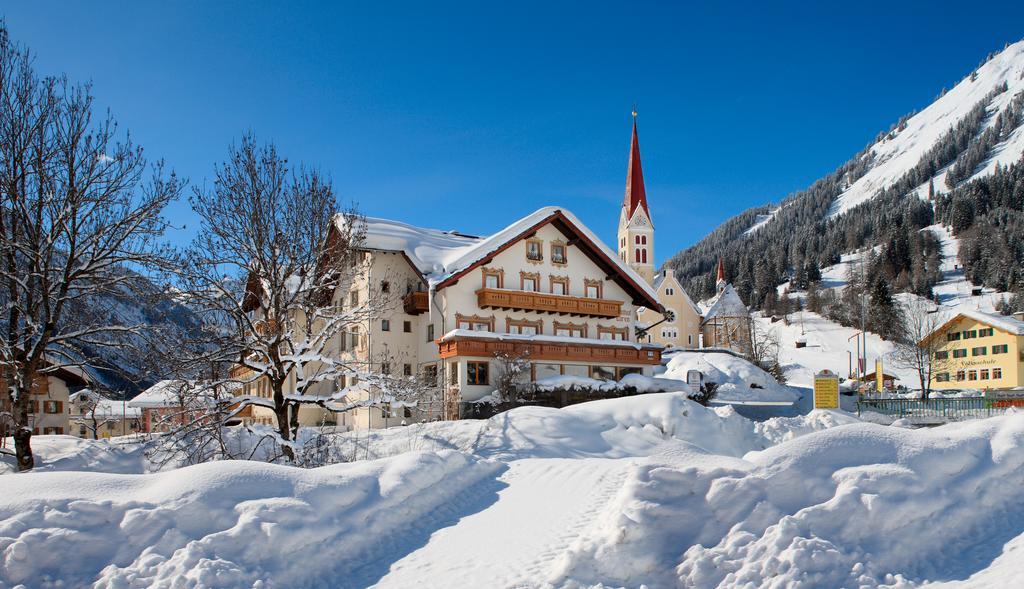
[921,310,1024,391]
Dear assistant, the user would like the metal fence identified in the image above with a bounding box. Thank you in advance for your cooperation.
[856,395,1024,422]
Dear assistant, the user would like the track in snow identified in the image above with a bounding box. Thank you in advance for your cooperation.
[367,457,631,589]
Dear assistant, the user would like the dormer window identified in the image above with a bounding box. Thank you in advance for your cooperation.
[526,239,543,262]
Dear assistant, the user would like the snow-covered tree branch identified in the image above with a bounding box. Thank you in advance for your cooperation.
[179,134,398,461]
[0,27,182,470]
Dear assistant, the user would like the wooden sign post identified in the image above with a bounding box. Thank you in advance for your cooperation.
[814,369,840,409]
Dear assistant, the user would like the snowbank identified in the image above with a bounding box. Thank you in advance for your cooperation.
[317,393,848,464]
[0,435,150,475]
[10,394,1023,588]
[550,413,1024,588]
[0,450,501,588]
[663,350,799,404]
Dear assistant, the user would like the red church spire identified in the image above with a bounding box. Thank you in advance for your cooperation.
[716,258,726,284]
[623,111,651,224]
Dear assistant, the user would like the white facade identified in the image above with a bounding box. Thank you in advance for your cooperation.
[250,207,666,427]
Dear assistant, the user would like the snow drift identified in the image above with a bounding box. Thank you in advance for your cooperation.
[4,395,1023,588]
[551,413,1024,588]
[663,350,800,404]
[0,451,501,588]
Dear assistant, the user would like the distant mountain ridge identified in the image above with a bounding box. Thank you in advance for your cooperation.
[667,39,1024,309]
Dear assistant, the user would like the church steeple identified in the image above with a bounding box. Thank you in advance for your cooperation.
[617,110,655,285]
[716,258,727,292]
[623,114,652,226]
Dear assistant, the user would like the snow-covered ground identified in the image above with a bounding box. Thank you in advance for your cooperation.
[661,349,799,404]
[742,205,783,236]
[3,394,1023,588]
[757,311,914,388]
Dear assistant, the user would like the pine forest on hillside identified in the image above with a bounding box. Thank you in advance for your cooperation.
[667,47,1024,336]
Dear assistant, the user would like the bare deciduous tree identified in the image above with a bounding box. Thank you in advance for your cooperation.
[892,297,950,399]
[181,134,393,461]
[0,28,181,470]
[750,317,785,383]
[144,379,240,469]
[70,388,118,440]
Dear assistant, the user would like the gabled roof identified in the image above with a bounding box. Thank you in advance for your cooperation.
[702,284,748,321]
[653,270,702,317]
[336,207,663,310]
[920,309,1024,345]
[622,119,652,225]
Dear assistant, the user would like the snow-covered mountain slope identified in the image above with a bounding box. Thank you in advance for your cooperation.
[667,39,1024,303]
[831,41,1024,217]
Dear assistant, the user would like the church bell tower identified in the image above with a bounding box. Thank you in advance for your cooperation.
[617,111,655,285]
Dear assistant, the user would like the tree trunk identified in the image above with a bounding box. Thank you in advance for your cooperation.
[275,405,295,461]
[14,426,33,471]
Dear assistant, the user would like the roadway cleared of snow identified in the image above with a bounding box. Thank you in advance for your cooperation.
[372,457,631,588]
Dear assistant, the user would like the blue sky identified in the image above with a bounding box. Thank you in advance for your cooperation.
[4,2,1023,265]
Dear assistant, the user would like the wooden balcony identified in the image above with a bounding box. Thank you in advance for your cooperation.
[404,291,429,315]
[476,288,623,318]
[437,336,661,365]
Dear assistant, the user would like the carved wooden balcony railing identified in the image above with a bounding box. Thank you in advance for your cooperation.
[437,336,661,365]
[476,288,622,318]
[404,291,429,315]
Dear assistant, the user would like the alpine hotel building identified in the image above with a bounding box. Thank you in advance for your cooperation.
[235,117,674,426]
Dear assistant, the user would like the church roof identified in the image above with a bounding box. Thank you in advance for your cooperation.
[623,118,652,225]
[702,283,748,321]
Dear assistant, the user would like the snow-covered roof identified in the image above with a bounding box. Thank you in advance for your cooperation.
[128,380,240,409]
[440,329,663,351]
[349,216,484,279]
[702,284,748,321]
[948,309,1024,336]
[338,207,661,307]
[69,391,142,419]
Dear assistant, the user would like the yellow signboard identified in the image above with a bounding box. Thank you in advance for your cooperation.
[814,370,840,409]
[875,359,884,393]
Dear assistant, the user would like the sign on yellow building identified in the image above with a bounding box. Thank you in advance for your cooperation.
[814,369,840,409]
